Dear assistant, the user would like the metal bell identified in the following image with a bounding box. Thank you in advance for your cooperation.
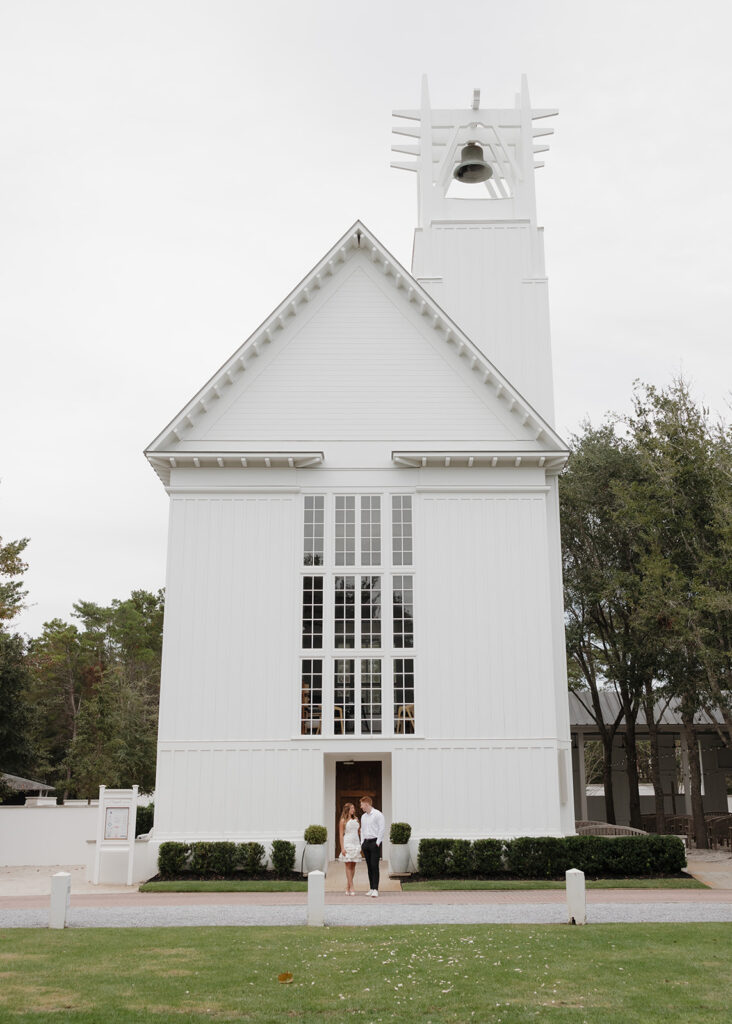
[452,142,493,183]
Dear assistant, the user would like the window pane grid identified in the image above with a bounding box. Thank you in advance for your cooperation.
[334,576,355,649]
[334,659,355,734]
[360,495,381,566]
[304,496,325,566]
[301,659,323,735]
[335,496,356,566]
[299,495,416,738]
[394,658,415,734]
[301,576,323,649]
[392,495,413,566]
[361,659,382,734]
[360,576,382,649]
[393,575,414,649]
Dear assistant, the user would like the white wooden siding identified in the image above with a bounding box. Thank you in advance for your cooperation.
[197,259,519,444]
[154,745,323,839]
[392,744,564,837]
[416,224,555,425]
[158,494,299,742]
[416,493,557,740]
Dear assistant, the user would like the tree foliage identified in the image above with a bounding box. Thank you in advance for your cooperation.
[25,590,164,798]
[0,533,29,623]
[561,379,732,844]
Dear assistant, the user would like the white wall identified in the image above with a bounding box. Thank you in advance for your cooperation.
[0,805,98,866]
[158,493,299,743]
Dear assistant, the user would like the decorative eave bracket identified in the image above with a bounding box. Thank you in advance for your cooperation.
[146,451,325,487]
[392,450,569,474]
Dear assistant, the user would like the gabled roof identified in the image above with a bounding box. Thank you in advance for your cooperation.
[145,221,566,475]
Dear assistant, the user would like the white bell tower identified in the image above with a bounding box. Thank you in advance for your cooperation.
[392,76,558,425]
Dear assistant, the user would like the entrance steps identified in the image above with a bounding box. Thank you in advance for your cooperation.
[324,859,401,893]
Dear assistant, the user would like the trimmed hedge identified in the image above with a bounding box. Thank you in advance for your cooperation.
[158,840,287,879]
[237,841,266,878]
[158,842,190,879]
[390,822,412,844]
[472,838,503,876]
[304,825,327,844]
[190,841,238,878]
[418,835,685,879]
[271,840,296,878]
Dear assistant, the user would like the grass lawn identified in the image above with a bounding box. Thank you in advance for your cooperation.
[140,880,307,893]
[403,877,706,891]
[139,877,705,893]
[1,924,730,1023]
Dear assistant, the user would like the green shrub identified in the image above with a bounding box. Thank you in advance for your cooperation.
[271,840,296,878]
[472,838,504,876]
[446,839,473,876]
[417,839,454,878]
[504,837,570,879]
[505,834,686,878]
[646,834,686,874]
[237,842,266,878]
[135,803,154,837]
[189,841,238,878]
[304,825,327,844]
[390,822,412,844]
[158,842,190,879]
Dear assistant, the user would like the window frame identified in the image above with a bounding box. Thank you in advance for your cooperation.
[297,491,417,738]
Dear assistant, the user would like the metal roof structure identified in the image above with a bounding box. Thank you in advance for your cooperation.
[1,773,55,794]
[569,691,727,730]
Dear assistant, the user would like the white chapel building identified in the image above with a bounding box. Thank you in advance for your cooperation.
[146,78,575,857]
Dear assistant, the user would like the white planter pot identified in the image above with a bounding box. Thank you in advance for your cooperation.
[389,844,411,874]
[302,844,328,875]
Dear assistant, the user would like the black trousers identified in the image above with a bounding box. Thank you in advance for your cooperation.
[361,838,381,891]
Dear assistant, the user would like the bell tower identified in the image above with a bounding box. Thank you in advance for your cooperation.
[392,76,558,425]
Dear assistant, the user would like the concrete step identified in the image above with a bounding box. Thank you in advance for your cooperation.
[324,859,401,893]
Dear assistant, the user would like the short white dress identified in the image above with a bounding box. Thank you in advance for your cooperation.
[341,818,361,862]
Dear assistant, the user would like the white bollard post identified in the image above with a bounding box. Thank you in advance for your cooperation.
[49,872,71,930]
[565,868,586,925]
[307,869,325,927]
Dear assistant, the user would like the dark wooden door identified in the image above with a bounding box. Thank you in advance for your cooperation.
[335,760,382,849]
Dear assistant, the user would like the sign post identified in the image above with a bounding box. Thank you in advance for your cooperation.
[92,785,139,885]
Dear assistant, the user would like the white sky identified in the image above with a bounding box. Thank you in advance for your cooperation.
[2,0,731,638]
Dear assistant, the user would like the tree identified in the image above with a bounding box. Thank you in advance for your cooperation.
[619,380,732,846]
[27,590,164,798]
[0,533,29,622]
[0,630,35,777]
[560,422,663,828]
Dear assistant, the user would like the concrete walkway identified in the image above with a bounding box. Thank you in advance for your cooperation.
[3,859,732,928]
[684,850,732,890]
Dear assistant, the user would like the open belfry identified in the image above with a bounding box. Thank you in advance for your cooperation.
[145,77,574,858]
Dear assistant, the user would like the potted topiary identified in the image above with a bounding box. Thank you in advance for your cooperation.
[389,822,412,874]
[302,824,328,874]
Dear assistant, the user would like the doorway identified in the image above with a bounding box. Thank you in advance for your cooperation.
[335,760,382,845]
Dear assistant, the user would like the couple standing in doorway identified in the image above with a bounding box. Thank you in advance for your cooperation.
[339,795,385,897]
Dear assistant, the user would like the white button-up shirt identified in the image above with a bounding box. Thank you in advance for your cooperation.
[360,808,385,846]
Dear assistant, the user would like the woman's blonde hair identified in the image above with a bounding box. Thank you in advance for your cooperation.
[340,802,356,824]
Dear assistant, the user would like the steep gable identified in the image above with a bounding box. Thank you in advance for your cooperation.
[146,222,566,470]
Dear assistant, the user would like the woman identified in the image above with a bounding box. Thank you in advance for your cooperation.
[338,802,361,895]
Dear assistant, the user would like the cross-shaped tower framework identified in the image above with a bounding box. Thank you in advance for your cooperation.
[393,76,559,426]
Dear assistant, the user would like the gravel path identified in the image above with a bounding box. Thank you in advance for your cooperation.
[3,899,732,928]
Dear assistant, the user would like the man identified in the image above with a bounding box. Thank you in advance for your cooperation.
[359,795,385,897]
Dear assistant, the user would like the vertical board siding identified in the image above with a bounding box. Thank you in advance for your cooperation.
[158,495,297,742]
[417,493,555,740]
[154,746,323,839]
[198,262,514,443]
[428,225,554,424]
[392,744,561,837]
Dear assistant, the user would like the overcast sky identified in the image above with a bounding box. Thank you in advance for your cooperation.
[2,0,731,638]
